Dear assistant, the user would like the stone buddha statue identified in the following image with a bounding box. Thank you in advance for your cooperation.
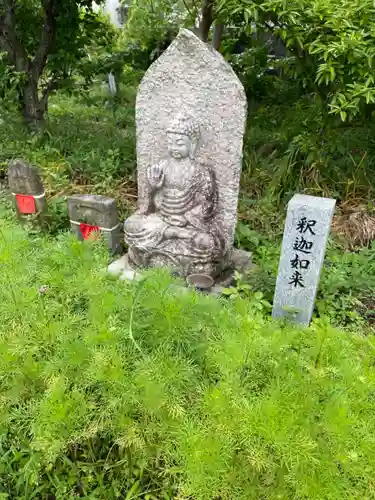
[124,114,226,277]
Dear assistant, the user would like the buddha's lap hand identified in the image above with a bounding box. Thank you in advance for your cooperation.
[147,164,164,189]
[134,209,147,216]
[168,215,188,227]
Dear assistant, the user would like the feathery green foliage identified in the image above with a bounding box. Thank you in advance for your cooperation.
[0,215,375,498]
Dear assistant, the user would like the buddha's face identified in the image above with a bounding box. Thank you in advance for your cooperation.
[167,133,191,160]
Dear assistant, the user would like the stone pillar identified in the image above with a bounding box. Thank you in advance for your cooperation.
[67,194,122,254]
[272,194,336,326]
[7,159,48,226]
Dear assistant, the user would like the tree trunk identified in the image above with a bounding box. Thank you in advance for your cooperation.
[22,79,46,130]
[1,0,57,128]
[199,0,214,42]
[212,23,224,51]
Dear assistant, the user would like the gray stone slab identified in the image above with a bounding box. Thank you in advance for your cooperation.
[8,159,48,222]
[272,194,336,326]
[68,194,121,254]
[122,29,247,280]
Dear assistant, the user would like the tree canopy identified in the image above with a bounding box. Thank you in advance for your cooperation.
[217,0,375,120]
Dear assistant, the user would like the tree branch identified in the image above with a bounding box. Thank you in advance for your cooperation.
[182,0,196,20]
[31,0,57,79]
[4,0,14,25]
[0,22,14,61]
[40,78,58,111]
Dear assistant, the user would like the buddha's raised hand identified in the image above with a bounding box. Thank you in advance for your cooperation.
[147,164,165,189]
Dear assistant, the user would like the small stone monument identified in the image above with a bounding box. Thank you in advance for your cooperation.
[272,194,336,326]
[8,159,48,223]
[110,29,248,284]
[68,194,121,254]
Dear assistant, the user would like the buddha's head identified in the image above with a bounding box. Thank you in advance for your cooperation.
[166,115,200,160]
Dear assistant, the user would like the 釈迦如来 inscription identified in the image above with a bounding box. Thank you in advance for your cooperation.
[288,217,317,288]
[272,195,336,326]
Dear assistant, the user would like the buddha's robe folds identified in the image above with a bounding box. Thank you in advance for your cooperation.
[124,160,225,269]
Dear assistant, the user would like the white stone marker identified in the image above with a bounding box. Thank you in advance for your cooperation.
[108,72,117,96]
[272,194,336,326]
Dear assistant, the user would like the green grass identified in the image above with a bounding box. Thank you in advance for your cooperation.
[0,214,375,498]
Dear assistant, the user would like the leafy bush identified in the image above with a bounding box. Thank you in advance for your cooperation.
[119,0,190,71]
[241,90,375,203]
[0,216,375,498]
[218,0,375,120]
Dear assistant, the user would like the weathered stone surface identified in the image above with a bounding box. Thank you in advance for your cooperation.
[8,159,47,220]
[68,194,121,254]
[272,194,336,326]
[123,29,247,279]
[8,159,44,195]
[230,249,253,274]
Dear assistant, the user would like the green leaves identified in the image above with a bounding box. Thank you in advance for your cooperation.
[221,0,375,120]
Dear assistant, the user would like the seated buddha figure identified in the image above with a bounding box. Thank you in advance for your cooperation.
[124,114,226,277]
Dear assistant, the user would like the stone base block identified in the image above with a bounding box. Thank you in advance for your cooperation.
[107,248,253,295]
[108,255,143,281]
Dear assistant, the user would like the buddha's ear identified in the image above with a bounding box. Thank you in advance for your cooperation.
[190,137,198,159]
